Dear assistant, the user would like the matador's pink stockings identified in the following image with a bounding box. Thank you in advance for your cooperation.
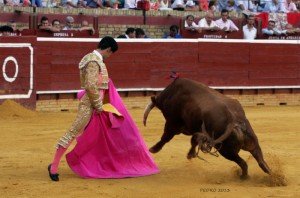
[50,144,71,174]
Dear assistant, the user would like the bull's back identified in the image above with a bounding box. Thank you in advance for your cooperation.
[155,78,228,117]
[179,79,246,118]
[156,78,207,109]
[159,78,226,105]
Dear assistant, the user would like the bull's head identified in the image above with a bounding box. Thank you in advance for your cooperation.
[196,133,213,153]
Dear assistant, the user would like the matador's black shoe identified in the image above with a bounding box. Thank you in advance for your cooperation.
[48,164,59,182]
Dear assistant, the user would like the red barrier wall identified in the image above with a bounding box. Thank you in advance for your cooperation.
[1,37,300,109]
[0,37,36,109]
[34,38,300,90]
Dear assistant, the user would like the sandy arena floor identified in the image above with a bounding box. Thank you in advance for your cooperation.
[0,100,299,198]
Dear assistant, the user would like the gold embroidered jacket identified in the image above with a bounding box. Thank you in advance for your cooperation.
[79,52,109,111]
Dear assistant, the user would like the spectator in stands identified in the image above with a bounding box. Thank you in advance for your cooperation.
[79,20,96,35]
[198,11,221,31]
[185,0,199,11]
[158,0,172,10]
[235,0,244,12]
[257,0,268,12]
[199,0,209,11]
[112,0,122,9]
[4,0,22,6]
[262,20,283,35]
[85,0,101,8]
[52,19,61,30]
[117,35,127,38]
[0,25,14,36]
[295,0,300,11]
[118,27,135,38]
[208,0,219,12]
[226,0,236,12]
[163,25,182,38]
[80,20,90,28]
[51,0,61,7]
[124,0,136,9]
[282,23,300,34]
[243,14,257,40]
[215,9,239,32]
[125,27,136,38]
[235,0,253,12]
[184,15,202,33]
[119,0,125,8]
[218,0,228,11]
[285,0,298,12]
[238,0,263,12]
[249,0,260,12]
[7,21,17,31]
[105,0,116,8]
[85,0,113,8]
[7,20,23,33]
[38,16,61,32]
[135,28,150,38]
[171,0,185,11]
[77,0,87,7]
[63,16,77,30]
[38,16,48,28]
[38,16,50,28]
[31,0,43,7]
[62,0,80,8]
[263,0,286,13]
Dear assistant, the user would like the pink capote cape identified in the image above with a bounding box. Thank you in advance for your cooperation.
[66,80,160,178]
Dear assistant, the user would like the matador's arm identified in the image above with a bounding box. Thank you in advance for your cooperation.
[83,61,103,112]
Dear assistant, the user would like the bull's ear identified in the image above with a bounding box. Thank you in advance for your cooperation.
[151,96,156,105]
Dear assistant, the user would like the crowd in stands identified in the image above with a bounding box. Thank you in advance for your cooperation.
[262,19,300,35]
[115,26,184,38]
[0,0,300,13]
[35,15,95,32]
[1,11,300,38]
[113,9,292,40]
[116,27,150,38]
[182,9,300,39]
[0,14,96,36]
[2,0,300,38]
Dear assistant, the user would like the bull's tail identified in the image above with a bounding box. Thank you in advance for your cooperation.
[211,107,238,145]
[143,96,156,126]
[213,122,237,145]
[200,121,237,152]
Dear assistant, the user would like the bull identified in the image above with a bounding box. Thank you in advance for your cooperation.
[143,78,271,179]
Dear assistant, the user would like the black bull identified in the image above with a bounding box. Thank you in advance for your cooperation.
[143,78,271,179]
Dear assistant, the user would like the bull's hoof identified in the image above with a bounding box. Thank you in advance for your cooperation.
[240,174,249,180]
[187,153,196,160]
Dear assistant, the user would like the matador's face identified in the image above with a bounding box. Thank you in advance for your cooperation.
[102,48,113,59]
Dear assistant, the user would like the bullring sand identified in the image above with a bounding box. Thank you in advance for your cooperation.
[0,100,299,197]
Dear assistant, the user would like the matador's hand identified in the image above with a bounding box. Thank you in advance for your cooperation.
[94,99,103,114]
[96,107,103,114]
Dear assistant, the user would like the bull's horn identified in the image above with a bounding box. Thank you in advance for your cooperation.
[143,102,154,126]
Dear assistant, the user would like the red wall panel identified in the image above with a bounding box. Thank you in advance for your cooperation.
[98,16,144,25]
[146,16,181,26]
[0,37,36,109]
[30,40,300,89]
